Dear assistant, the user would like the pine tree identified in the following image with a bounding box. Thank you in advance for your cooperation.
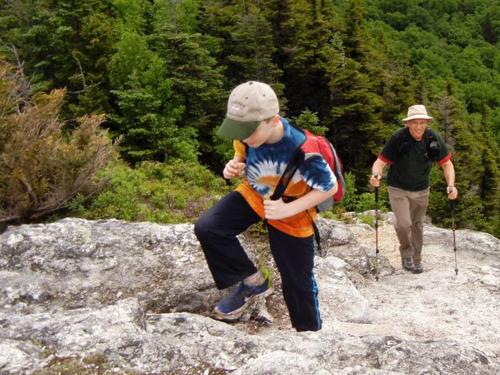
[199,0,283,90]
[274,0,341,120]
[198,0,283,168]
[151,0,225,165]
[108,30,187,163]
[429,88,500,236]
[328,0,390,188]
[0,0,115,117]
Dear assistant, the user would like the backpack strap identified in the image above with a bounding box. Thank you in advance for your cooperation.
[269,145,305,200]
[267,131,326,256]
[425,128,441,161]
[311,220,325,257]
[262,139,304,234]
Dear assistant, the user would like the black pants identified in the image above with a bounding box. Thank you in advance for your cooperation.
[194,191,321,332]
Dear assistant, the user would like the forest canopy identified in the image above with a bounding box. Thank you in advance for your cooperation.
[0,0,498,236]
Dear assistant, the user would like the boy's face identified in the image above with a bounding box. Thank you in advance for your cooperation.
[243,116,278,148]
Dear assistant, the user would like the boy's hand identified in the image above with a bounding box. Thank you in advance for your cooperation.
[264,198,293,220]
[223,159,245,179]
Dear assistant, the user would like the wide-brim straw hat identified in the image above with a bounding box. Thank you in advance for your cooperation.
[403,104,433,121]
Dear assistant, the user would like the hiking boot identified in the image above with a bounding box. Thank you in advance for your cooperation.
[214,279,272,321]
[412,259,424,274]
[401,257,415,272]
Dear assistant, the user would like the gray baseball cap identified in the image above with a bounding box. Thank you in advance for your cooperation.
[217,81,279,140]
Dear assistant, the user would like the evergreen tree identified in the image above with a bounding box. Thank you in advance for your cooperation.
[198,0,284,169]
[108,30,188,163]
[328,0,389,188]
[199,0,283,90]
[429,88,499,236]
[108,0,225,165]
[153,31,225,161]
[151,0,225,166]
[276,0,342,120]
[0,0,115,117]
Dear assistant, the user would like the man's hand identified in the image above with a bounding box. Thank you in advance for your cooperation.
[370,174,382,187]
[264,198,294,220]
[447,186,458,200]
[223,159,245,179]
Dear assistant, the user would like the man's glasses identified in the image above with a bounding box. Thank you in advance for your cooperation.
[408,121,428,127]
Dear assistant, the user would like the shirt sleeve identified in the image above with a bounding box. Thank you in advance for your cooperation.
[432,130,452,165]
[379,132,400,164]
[234,140,246,159]
[299,155,336,193]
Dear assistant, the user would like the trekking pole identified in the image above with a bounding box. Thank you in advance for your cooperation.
[374,187,379,281]
[451,199,458,276]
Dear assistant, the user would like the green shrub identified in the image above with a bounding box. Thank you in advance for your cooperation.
[337,172,358,212]
[68,160,231,223]
[358,214,375,227]
[355,192,375,212]
[292,109,328,135]
[326,171,389,216]
[0,60,116,226]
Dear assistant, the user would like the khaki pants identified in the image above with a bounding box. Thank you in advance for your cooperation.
[387,186,430,262]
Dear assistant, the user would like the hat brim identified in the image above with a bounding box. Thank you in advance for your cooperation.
[403,115,433,122]
[217,117,260,140]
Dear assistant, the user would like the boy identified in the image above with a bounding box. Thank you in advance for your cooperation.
[369,104,458,273]
[194,81,337,332]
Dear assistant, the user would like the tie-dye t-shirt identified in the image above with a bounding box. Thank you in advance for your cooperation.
[234,117,336,237]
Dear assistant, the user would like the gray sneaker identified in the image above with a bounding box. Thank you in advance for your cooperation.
[412,259,423,274]
[402,257,415,271]
[214,279,273,321]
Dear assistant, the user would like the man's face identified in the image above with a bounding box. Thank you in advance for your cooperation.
[405,119,431,141]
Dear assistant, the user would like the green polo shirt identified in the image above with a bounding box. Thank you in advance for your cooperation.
[379,128,451,191]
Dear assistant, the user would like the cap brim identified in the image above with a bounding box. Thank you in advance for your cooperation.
[403,115,433,121]
[217,117,260,140]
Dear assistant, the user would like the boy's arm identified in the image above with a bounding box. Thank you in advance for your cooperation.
[263,185,337,221]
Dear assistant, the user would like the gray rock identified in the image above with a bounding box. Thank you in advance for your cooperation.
[0,217,499,374]
[316,256,372,323]
[317,217,356,247]
[425,225,500,259]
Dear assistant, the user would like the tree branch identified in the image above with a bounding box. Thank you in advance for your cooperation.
[18,176,38,205]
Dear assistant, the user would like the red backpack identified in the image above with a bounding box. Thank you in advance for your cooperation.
[301,130,345,209]
[268,127,346,256]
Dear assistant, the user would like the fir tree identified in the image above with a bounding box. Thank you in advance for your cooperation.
[328,0,389,188]
[0,0,115,117]
[199,0,283,90]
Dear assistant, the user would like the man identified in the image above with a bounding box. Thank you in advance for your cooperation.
[370,104,458,273]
